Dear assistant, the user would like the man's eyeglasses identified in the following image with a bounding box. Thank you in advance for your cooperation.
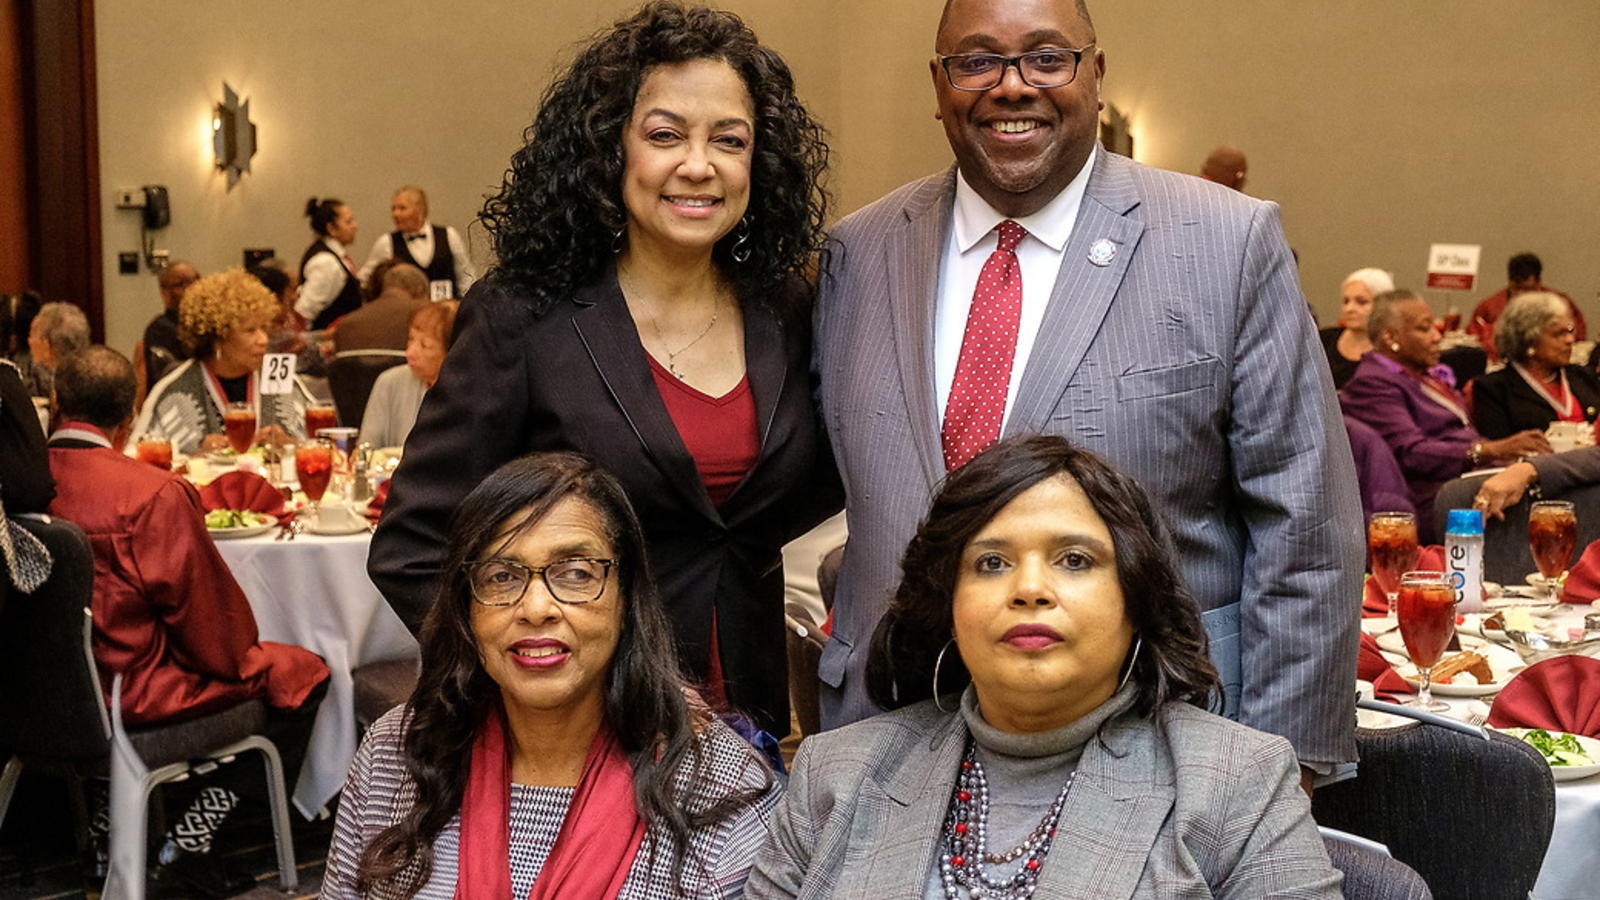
[936,46,1094,92]
[466,557,616,606]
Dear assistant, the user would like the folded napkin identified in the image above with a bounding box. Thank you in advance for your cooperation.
[1357,631,1412,699]
[365,479,390,522]
[1488,656,1600,738]
[1560,539,1600,603]
[1363,545,1444,616]
[197,470,286,518]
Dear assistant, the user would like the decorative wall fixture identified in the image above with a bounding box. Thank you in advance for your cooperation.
[212,82,256,190]
[1099,103,1133,159]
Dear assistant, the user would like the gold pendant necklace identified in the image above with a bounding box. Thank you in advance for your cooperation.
[659,301,719,379]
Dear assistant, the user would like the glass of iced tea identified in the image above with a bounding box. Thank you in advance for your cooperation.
[1397,570,1456,711]
[223,402,257,454]
[1529,500,1578,601]
[305,404,338,437]
[295,439,335,517]
[134,434,173,470]
[1368,511,1420,614]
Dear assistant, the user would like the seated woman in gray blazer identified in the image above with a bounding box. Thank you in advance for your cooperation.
[746,435,1341,899]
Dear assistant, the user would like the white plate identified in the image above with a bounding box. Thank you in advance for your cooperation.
[305,515,369,536]
[207,520,276,540]
[1496,729,1600,782]
[1360,614,1398,636]
[1392,639,1525,697]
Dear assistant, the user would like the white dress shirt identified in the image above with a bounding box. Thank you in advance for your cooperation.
[356,220,477,297]
[934,144,1097,426]
[295,236,356,322]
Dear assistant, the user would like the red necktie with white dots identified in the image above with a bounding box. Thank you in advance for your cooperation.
[941,220,1027,471]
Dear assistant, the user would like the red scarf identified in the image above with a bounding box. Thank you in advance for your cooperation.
[455,706,646,900]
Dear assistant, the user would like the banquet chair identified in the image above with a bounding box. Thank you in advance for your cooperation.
[352,657,420,729]
[328,350,406,431]
[0,513,299,893]
[1312,699,1553,900]
[1433,471,1600,583]
[785,601,826,737]
[1320,828,1432,899]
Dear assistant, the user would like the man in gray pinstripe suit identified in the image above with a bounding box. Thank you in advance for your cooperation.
[814,0,1364,788]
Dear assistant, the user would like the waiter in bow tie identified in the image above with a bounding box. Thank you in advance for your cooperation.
[358,184,477,300]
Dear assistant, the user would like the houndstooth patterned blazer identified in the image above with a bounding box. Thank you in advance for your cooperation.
[322,706,779,899]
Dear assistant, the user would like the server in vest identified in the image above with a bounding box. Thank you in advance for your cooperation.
[356,185,477,300]
[296,197,363,330]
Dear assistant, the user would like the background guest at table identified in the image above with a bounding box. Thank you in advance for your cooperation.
[46,345,329,895]
[1319,267,1393,389]
[1342,289,1549,541]
[134,268,316,455]
[1468,251,1585,359]
[134,261,199,404]
[360,299,458,448]
[1472,291,1600,440]
[251,261,331,386]
[746,435,1339,898]
[335,262,431,355]
[295,196,363,331]
[370,0,839,738]
[327,452,777,899]
[23,300,89,398]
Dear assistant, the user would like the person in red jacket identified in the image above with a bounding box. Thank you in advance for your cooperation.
[46,345,328,897]
[1467,252,1585,359]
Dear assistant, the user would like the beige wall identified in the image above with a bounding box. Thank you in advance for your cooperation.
[96,1,1599,353]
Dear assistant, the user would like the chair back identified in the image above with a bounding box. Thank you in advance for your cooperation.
[1321,830,1432,900]
[146,344,179,385]
[0,514,110,760]
[328,352,406,431]
[1313,709,1553,900]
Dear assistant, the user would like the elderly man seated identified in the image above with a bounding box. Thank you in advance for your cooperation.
[332,261,430,354]
[46,346,328,897]
[24,300,90,398]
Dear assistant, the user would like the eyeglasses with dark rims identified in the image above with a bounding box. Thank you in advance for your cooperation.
[936,46,1095,92]
[466,557,617,606]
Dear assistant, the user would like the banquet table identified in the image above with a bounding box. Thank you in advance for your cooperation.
[1364,602,1600,899]
[213,528,417,818]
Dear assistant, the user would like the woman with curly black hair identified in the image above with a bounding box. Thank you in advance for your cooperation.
[371,1,840,740]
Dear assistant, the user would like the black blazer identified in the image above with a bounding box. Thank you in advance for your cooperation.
[1471,364,1600,439]
[369,268,841,734]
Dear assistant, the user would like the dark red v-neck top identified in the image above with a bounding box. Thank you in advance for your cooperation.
[647,355,759,508]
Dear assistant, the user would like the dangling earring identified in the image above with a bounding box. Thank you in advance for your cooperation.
[1115,634,1143,693]
[730,216,752,264]
[932,639,955,713]
[1527,347,1537,357]
[611,228,625,254]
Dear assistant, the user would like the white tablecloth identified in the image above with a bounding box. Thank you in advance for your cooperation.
[1366,604,1600,898]
[214,530,417,817]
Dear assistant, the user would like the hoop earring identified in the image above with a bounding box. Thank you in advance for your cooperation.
[932,639,954,713]
[730,216,752,264]
[611,228,625,254]
[1115,634,1143,693]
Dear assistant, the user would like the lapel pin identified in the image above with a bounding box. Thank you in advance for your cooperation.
[1087,238,1117,267]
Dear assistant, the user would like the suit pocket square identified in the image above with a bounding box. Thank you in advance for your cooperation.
[1116,357,1220,401]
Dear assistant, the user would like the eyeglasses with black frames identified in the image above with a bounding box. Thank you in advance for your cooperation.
[466,557,617,606]
[936,46,1095,92]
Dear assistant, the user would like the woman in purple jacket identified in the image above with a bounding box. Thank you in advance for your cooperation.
[1341,289,1548,540]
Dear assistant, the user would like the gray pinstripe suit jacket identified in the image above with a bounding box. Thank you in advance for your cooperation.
[744,699,1341,898]
[813,151,1363,766]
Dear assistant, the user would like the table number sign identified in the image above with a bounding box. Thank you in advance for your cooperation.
[1426,243,1481,291]
[260,353,296,394]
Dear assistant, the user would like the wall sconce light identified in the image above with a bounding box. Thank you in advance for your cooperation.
[1099,102,1134,159]
[212,82,256,190]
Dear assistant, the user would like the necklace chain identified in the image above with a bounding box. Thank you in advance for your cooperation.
[938,742,1073,899]
[618,266,721,380]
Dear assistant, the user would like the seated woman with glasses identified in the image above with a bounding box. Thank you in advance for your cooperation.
[745,435,1339,899]
[323,452,779,899]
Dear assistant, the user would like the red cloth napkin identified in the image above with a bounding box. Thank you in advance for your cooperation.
[1487,656,1600,738]
[1560,539,1600,603]
[1357,631,1413,699]
[1363,545,1445,616]
[198,470,286,518]
[365,479,390,522]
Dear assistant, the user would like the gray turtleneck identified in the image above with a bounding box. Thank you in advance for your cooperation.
[922,683,1139,898]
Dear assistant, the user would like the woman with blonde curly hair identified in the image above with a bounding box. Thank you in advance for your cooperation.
[134,268,316,454]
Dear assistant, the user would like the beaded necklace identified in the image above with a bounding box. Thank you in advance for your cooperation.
[937,741,1073,899]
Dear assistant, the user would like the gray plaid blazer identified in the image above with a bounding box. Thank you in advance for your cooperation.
[744,699,1341,899]
[814,150,1364,767]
